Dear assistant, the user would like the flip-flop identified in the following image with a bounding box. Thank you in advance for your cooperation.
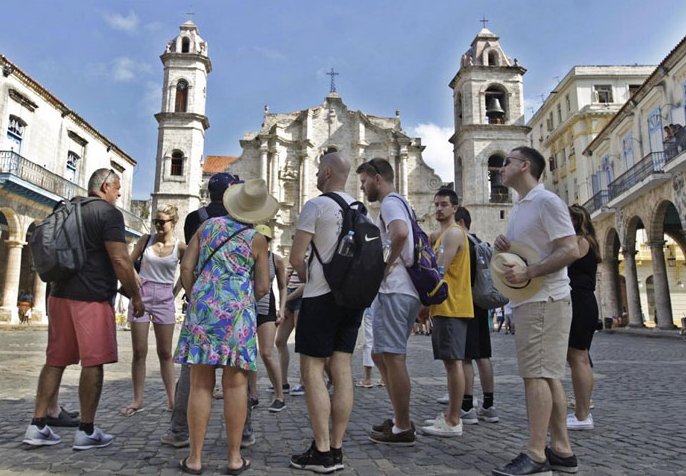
[61,406,79,419]
[355,380,374,388]
[119,405,145,417]
[179,456,203,475]
[225,457,251,475]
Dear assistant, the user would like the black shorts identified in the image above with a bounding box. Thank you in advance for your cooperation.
[568,290,598,350]
[257,291,277,327]
[285,287,302,313]
[295,293,363,358]
[465,306,492,359]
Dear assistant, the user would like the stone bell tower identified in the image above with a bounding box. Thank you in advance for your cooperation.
[449,25,530,241]
[151,20,211,239]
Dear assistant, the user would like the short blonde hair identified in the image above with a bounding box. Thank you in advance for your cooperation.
[157,204,179,224]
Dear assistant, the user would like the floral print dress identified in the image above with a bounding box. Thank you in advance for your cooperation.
[174,217,257,371]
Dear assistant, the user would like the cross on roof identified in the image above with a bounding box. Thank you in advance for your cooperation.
[480,15,489,28]
[327,67,339,93]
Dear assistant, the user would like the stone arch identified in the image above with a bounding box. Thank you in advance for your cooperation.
[0,208,22,241]
[175,79,189,112]
[483,47,500,66]
[603,227,621,262]
[487,151,508,203]
[482,83,509,124]
[648,199,682,243]
[18,222,36,302]
[624,214,646,251]
[170,149,185,176]
[181,36,191,53]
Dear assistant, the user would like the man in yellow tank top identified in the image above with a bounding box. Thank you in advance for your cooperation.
[418,189,473,438]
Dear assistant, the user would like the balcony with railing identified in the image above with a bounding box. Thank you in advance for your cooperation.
[663,127,686,174]
[607,151,669,208]
[0,150,146,236]
[582,190,612,218]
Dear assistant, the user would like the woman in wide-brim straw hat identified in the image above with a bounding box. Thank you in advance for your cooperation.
[175,178,278,475]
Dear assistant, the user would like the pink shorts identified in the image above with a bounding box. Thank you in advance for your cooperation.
[128,280,176,325]
[46,296,118,367]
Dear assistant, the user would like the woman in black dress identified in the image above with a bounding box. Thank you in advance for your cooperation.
[566,204,601,431]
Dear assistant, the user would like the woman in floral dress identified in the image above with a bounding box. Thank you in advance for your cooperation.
[175,179,278,475]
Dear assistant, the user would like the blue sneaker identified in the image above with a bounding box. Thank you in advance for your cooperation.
[72,427,113,451]
[290,384,305,396]
[23,424,61,446]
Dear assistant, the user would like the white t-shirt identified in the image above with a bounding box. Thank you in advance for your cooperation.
[377,193,419,298]
[506,184,576,306]
[296,192,355,298]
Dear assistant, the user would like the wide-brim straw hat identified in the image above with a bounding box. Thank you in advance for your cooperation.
[490,241,544,302]
[222,178,279,225]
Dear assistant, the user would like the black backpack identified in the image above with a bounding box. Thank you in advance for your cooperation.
[30,197,97,282]
[311,192,385,310]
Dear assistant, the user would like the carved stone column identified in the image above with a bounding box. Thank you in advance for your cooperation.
[649,241,675,329]
[0,240,24,323]
[269,150,279,197]
[399,147,409,197]
[259,143,269,182]
[300,154,310,208]
[622,249,644,327]
[32,274,47,324]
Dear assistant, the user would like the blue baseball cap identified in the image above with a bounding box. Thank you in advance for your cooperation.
[208,173,242,195]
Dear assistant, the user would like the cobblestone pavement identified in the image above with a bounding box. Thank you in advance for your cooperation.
[1,327,685,475]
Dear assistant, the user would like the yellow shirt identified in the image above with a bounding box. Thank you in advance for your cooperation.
[430,224,474,319]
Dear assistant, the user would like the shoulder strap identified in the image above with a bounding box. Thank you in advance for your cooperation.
[311,192,349,266]
[197,225,250,275]
[197,206,209,223]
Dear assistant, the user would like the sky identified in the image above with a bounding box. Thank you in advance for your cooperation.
[2,1,686,199]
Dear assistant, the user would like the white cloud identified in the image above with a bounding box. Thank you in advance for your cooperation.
[140,81,161,117]
[103,10,139,33]
[408,123,454,182]
[91,57,152,83]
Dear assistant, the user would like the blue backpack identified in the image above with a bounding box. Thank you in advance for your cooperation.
[382,196,448,306]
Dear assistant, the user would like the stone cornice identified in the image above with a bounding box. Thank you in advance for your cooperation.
[155,112,210,130]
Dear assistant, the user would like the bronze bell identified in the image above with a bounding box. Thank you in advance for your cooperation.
[486,98,505,116]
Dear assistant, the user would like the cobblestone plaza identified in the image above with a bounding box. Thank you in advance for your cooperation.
[0,328,685,475]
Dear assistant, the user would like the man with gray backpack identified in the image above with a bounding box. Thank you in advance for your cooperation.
[455,206,507,426]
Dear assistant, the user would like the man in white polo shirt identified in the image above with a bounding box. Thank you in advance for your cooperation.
[492,146,580,476]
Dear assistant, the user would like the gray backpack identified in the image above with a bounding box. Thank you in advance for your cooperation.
[467,234,509,309]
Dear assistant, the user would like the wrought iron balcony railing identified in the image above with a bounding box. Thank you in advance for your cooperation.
[582,190,609,215]
[0,150,146,234]
[608,151,665,201]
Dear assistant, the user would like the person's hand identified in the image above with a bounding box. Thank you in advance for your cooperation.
[131,296,145,317]
[503,262,530,284]
[494,234,511,252]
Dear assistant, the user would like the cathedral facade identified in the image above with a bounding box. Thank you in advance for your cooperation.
[231,92,445,255]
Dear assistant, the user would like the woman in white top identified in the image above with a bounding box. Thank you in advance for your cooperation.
[120,205,186,416]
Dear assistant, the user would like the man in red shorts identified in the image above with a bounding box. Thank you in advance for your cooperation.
[23,168,144,450]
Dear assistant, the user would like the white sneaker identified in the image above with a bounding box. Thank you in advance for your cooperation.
[436,393,449,404]
[567,412,594,430]
[419,415,463,437]
[423,413,445,426]
[23,424,61,446]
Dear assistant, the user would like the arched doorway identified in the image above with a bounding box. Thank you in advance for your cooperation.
[648,200,680,329]
[487,152,507,203]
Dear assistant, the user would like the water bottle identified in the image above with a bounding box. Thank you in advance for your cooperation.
[436,244,445,276]
[338,230,356,257]
[383,239,392,262]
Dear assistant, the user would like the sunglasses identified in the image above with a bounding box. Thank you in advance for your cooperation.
[154,219,173,226]
[365,160,382,176]
[101,168,116,191]
[502,156,527,167]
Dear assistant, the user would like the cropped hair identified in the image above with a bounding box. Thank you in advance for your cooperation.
[355,158,394,183]
[511,146,545,180]
[454,206,471,230]
[157,204,179,224]
[434,188,459,206]
[88,168,119,194]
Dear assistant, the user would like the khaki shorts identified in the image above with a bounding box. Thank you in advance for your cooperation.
[513,296,571,379]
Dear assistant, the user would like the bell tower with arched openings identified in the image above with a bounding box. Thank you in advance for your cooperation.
[151,20,211,238]
[449,25,530,241]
